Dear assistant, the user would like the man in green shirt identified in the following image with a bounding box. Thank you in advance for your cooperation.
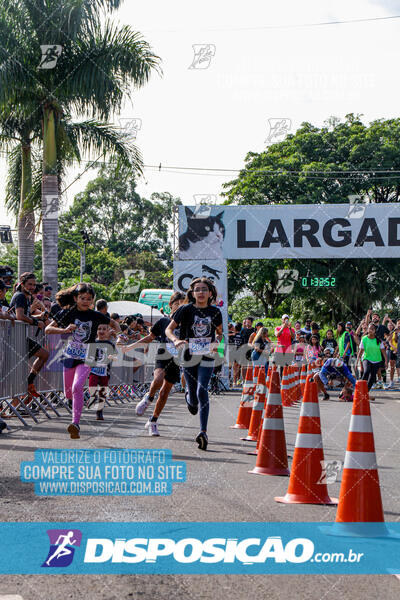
[357,323,387,395]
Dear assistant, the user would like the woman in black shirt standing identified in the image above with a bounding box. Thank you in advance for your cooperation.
[166,277,223,451]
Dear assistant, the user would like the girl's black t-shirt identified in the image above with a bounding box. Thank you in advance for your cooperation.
[55,308,110,366]
[173,303,222,361]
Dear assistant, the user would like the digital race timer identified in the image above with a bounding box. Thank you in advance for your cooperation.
[301,277,336,287]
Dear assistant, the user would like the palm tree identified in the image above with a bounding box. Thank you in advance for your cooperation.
[0,0,161,289]
[3,113,140,276]
[0,105,42,274]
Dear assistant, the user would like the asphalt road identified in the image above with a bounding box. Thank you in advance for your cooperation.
[0,386,399,600]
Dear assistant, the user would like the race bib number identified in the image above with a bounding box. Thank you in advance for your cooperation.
[91,364,107,376]
[189,337,212,355]
[166,342,179,356]
[295,354,303,361]
[65,341,86,360]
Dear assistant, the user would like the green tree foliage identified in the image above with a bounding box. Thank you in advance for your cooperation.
[58,164,179,292]
[230,295,265,323]
[223,115,400,322]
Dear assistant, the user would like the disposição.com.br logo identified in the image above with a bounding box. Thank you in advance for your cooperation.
[41,529,82,568]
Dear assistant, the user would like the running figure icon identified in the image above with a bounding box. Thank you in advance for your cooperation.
[46,531,77,565]
[42,528,82,568]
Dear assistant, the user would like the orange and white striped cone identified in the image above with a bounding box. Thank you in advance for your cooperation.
[275,374,337,504]
[300,363,307,396]
[230,365,254,429]
[265,363,271,390]
[293,364,301,403]
[288,366,297,405]
[253,364,260,388]
[242,366,266,441]
[247,365,272,455]
[249,369,289,476]
[333,379,387,536]
[281,366,289,406]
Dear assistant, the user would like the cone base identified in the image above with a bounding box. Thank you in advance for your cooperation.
[249,466,290,476]
[275,493,338,505]
[246,449,258,455]
[321,522,399,539]
[241,435,258,441]
[230,424,248,429]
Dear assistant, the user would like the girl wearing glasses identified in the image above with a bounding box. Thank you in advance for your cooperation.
[166,277,223,451]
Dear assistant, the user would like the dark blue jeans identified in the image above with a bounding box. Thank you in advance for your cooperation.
[184,363,214,432]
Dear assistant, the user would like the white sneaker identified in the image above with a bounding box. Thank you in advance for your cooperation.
[136,392,151,416]
[384,381,393,390]
[145,420,160,436]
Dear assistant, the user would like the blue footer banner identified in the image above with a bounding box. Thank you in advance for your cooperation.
[0,522,399,574]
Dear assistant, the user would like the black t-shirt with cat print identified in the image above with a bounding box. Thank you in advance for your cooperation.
[56,308,110,367]
[173,303,222,362]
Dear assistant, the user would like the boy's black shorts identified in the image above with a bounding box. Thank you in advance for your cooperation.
[27,337,42,359]
[155,358,180,384]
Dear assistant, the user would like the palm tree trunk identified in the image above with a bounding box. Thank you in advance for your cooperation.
[42,107,59,291]
[18,144,35,275]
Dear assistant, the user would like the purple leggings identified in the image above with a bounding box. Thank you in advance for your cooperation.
[63,363,91,425]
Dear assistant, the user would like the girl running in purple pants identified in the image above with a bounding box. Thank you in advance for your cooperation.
[45,283,120,439]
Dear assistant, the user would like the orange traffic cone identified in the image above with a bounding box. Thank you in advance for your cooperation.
[292,364,301,403]
[247,365,272,455]
[300,363,307,396]
[265,363,271,390]
[275,375,337,504]
[253,364,260,387]
[288,365,297,405]
[249,369,289,476]
[242,366,266,441]
[230,365,254,429]
[333,380,386,535]
[281,366,289,406]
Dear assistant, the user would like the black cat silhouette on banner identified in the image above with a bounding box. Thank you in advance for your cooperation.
[178,204,400,260]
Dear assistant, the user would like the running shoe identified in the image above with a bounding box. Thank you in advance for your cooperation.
[185,391,198,415]
[27,383,40,398]
[384,381,393,390]
[196,431,208,451]
[136,392,153,416]
[145,420,160,436]
[0,420,7,434]
[96,410,104,421]
[67,423,80,439]
[323,393,330,401]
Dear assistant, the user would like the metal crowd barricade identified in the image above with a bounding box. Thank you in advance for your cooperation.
[0,321,157,429]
